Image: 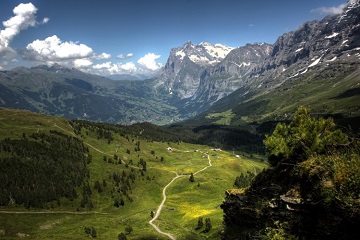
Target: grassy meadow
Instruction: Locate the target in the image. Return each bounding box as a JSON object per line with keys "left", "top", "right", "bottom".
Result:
{"left": 0, "top": 108, "right": 267, "bottom": 239}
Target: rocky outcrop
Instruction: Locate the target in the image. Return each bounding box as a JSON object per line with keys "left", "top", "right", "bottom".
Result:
{"left": 221, "top": 167, "right": 360, "bottom": 240}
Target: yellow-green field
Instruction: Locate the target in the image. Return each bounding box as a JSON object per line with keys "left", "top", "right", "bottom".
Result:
{"left": 0, "top": 108, "right": 267, "bottom": 239}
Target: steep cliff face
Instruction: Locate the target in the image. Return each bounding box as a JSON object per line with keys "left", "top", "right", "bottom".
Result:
{"left": 252, "top": 0, "right": 360, "bottom": 90}
{"left": 152, "top": 41, "right": 234, "bottom": 99}
{"left": 193, "top": 43, "right": 273, "bottom": 105}
{"left": 151, "top": 42, "right": 273, "bottom": 117}
{"left": 200, "top": 0, "right": 360, "bottom": 124}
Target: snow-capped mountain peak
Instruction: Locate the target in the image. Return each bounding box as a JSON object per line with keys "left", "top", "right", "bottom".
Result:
{"left": 174, "top": 41, "right": 234, "bottom": 65}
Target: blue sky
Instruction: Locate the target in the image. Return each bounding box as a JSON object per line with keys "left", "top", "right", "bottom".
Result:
{"left": 0, "top": 0, "right": 349, "bottom": 76}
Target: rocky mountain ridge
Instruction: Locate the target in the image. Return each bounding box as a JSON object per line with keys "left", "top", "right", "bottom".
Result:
{"left": 151, "top": 42, "right": 273, "bottom": 116}
{"left": 196, "top": 0, "right": 360, "bottom": 124}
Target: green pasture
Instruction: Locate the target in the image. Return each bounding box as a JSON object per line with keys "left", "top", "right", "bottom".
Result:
{"left": 0, "top": 108, "right": 267, "bottom": 239}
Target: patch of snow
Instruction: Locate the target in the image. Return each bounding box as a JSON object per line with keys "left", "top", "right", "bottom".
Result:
{"left": 295, "top": 48, "right": 303, "bottom": 53}
{"left": 327, "top": 56, "right": 337, "bottom": 62}
{"left": 300, "top": 68, "right": 308, "bottom": 74}
{"left": 325, "top": 32, "right": 339, "bottom": 39}
{"left": 257, "top": 83, "right": 262, "bottom": 88}
{"left": 200, "top": 42, "right": 233, "bottom": 60}
{"left": 189, "top": 54, "right": 209, "bottom": 63}
{"left": 230, "top": 61, "right": 251, "bottom": 68}
{"left": 283, "top": 67, "right": 286, "bottom": 72}
{"left": 176, "top": 50, "right": 186, "bottom": 60}
{"left": 342, "top": 39, "right": 348, "bottom": 45}
{"left": 289, "top": 72, "right": 299, "bottom": 79}
{"left": 308, "top": 56, "right": 322, "bottom": 68}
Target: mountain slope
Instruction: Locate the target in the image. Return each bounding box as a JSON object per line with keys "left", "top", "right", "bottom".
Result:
{"left": 191, "top": 0, "right": 360, "bottom": 125}
{"left": 0, "top": 65, "right": 178, "bottom": 124}
{"left": 151, "top": 42, "right": 272, "bottom": 117}
{"left": 151, "top": 41, "right": 234, "bottom": 100}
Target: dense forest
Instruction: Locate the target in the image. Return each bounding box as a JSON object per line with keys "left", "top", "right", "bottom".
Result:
{"left": 0, "top": 131, "right": 89, "bottom": 208}
{"left": 70, "top": 119, "right": 266, "bottom": 155}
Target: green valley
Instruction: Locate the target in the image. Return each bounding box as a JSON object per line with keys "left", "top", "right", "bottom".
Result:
{"left": 0, "top": 108, "right": 267, "bottom": 239}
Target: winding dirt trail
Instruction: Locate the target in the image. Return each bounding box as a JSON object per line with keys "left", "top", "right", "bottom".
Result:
{"left": 149, "top": 152, "right": 212, "bottom": 240}
{"left": 194, "top": 155, "right": 212, "bottom": 175}
{"left": 149, "top": 172, "right": 184, "bottom": 240}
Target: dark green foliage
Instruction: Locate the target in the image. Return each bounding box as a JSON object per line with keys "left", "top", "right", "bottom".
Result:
{"left": 0, "top": 131, "right": 88, "bottom": 208}
{"left": 84, "top": 226, "right": 97, "bottom": 238}
{"left": 234, "top": 171, "right": 255, "bottom": 188}
{"left": 150, "top": 210, "right": 155, "bottom": 218}
{"left": 170, "top": 124, "right": 265, "bottom": 154}
{"left": 264, "top": 106, "right": 349, "bottom": 167}
{"left": 134, "top": 140, "right": 141, "bottom": 152}
{"left": 204, "top": 218, "right": 212, "bottom": 233}
{"left": 189, "top": 173, "right": 194, "bottom": 182}
{"left": 94, "top": 180, "right": 103, "bottom": 193}
{"left": 118, "top": 232, "right": 127, "bottom": 240}
{"left": 124, "top": 225, "right": 133, "bottom": 234}
{"left": 80, "top": 182, "right": 93, "bottom": 210}
{"left": 222, "top": 107, "right": 360, "bottom": 240}
{"left": 195, "top": 217, "right": 203, "bottom": 230}
{"left": 138, "top": 158, "right": 147, "bottom": 172}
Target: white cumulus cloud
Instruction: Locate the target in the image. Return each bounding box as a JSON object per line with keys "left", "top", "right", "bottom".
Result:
{"left": 0, "top": 3, "right": 43, "bottom": 58}
{"left": 137, "top": 53, "right": 162, "bottom": 71}
{"left": 74, "top": 59, "right": 93, "bottom": 68}
{"left": 23, "top": 35, "right": 93, "bottom": 62}
{"left": 1, "top": 3, "right": 37, "bottom": 47}
{"left": 95, "top": 52, "right": 111, "bottom": 60}
{"left": 92, "top": 61, "right": 137, "bottom": 75}
{"left": 117, "top": 53, "right": 134, "bottom": 59}
{"left": 311, "top": 3, "right": 348, "bottom": 15}
{"left": 120, "top": 62, "right": 137, "bottom": 72}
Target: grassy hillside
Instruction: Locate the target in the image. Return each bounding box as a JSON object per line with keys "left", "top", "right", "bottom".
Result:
{"left": 0, "top": 108, "right": 267, "bottom": 239}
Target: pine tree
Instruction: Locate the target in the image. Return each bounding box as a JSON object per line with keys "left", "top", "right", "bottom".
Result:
{"left": 118, "top": 232, "right": 127, "bottom": 240}
{"left": 125, "top": 225, "right": 133, "bottom": 234}
{"left": 204, "top": 218, "right": 212, "bottom": 232}
{"left": 189, "top": 173, "right": 195, "bottom": 182}
{"left": 195, "top": 217, "right": 203, "bottom": 230}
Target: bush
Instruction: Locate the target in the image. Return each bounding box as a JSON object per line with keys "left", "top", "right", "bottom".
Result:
{"left": 264, "top": 106, "right": 348, "bottom": 167}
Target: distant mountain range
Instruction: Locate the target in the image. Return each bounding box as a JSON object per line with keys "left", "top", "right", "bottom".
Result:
{"left": 1, "top": 0, "right": 359, "bottom": 125}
